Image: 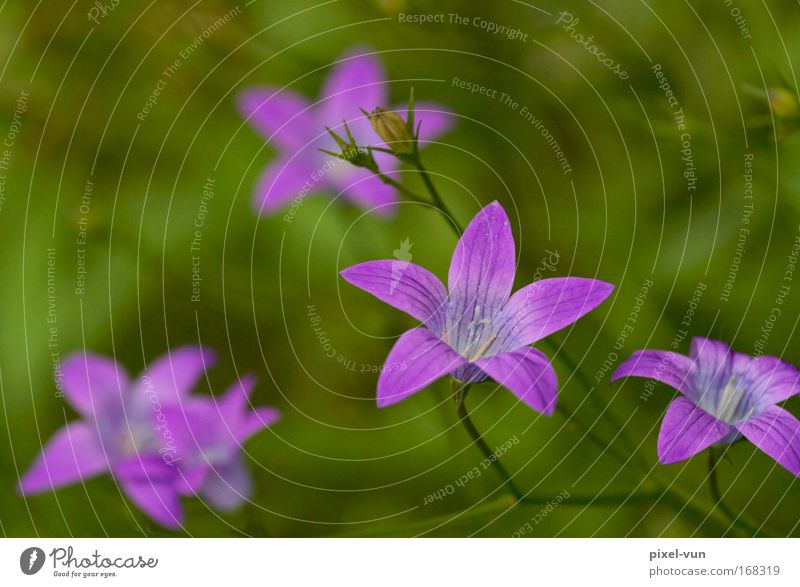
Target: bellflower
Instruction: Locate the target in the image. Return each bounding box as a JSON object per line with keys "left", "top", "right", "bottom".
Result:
{"left": 162, "top": 375, "right": 280, "bottom": 512}
{"left": 19, "top": 347, "right": 279, "bottom": 528}
{"left": 237, "top": 45, "right": 452, "bottom": 215}
{"left": 612, "top": 337, "right": 800, "bottom": 476}
{"left": 340, "top": 201, "right": 614, "bottom": 413}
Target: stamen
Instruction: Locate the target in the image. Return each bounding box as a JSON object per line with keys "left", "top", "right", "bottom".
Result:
{"left": 469, "top": 334, "right": 497, "bottom": 361}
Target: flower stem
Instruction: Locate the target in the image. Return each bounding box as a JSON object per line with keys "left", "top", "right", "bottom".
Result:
{"left": 371, "top": 171, "right": 427, "bottom": 204}
{"left": 337, "top": 490, "right": 669, "bottom": 537}
{"left": 707, "top": 447, "right": 763, "bottom": 536}
{"left": 452, "top": 380, "right": 525, "bottom": 502}
{"left": 541, "top": 338, "right": 648, "bottom": 470}
{"left": 412, "top": 157, "right": 462, "bottom": 237}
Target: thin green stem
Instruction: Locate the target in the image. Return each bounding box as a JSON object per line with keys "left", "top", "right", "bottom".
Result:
{"left": 339, "top": 495, "right": 517, "bottom": 537}
{"left": 553, "top": 404, "right": 631, "bottom": 465}
{"left": 371, "top": 171, "right": 427, "bottom": 204}
{"left": 412, "top": 157, "right": 462, "bottom": 237}
{"left": 453, "top": 381, "right": 525, "bottom": 502}
{"left": 541, "top": 338, "right": 648, "bottom": 470}
{"left": 337, "top": 490, "right": 667, "bottom": 537}
{"left": 707, "top": 447, "right": 764, "bottom": 537}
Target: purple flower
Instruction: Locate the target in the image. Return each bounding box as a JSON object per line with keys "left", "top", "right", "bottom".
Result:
{"left": 340, "top": 201, "right": 614, "bottom": 413}
{"left": 161, "top": 375, "right": 280, "bottom": 512}
{"left": 612, "top": 337, "right": 800, "bottom": 476}
{"left": 238, "top": 45, "right": 453, "bottom": 215}
{"left": 19, "top": 347, "right": 279, "bottom": 528}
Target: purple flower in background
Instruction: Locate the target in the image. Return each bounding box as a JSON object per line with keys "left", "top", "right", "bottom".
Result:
{"left": 162, "top": 375, "right": 280, "bottom": 512}
{"left": 341, "top": 201, "right": 614, "bottom": 413}
{"left": 19, "top": 347, "right": 279, "bottom": 528}
{"left": 612, "top": 337, "right": 800, "bottom": 476}
{"left": 237, "top": 45, "right": 453, "bottom": 215}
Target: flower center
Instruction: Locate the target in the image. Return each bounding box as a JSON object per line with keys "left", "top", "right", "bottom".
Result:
{"left": 463, "top": 305, "right": 497, "bottom": 361}
{"left": 695, "top": 375, "right": 757, "bottom": 425}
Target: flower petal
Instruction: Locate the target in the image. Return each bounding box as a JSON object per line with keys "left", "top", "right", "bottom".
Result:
{"left": 498, "top": 277, "right": 614, "bottom": 348}
{"left": 340, "top": 260, "right": 448, "bottom": 333}
{"left": 657, "top": 397, "right": 731, "bottom": 464}
{"left": 237, "top": 86, "right": 316, "bottom": 150}
{"left": 734, "top": 354, "right": 800, "bottom": 407}
{"left": 448, "top": 202, "right": 516, "bottom": 344}
{"left": 737, "top": 406, "right": 800, "bottom": 477}
{"left": 474, "top": 347, "right": 558, "bottom": 415}
{"left": 238, "top": 407, "right": 281, "bottom": 444}
{"left": 219, "top": 375, "right": 258, "bottom": 424}
{"left": 19, "top": 423, "right": 109, "bottom": 493}
{"left": 61, "top": 353, "right": 129, "bottom": 418}
{"left": 114, "top": 456, "right": 183, "bottom": 529}
{"left": 133, "top": 346, "right": 217, "bottom": 406}
{"left": 377, "top": 328, "right": 466, "bottom": 407}
{"left": 611, "top": 350, "right": 693, "bottom": 395}
{"left": 251, "top": 156, "right": 319, "bottom": 215}
{"left": 218, "top": 376, "right": 279, "bottom": 443}
{"left": 320, "top": 46, "right": 387, "bottom": 132}
{"left": 201, "top": 456, "right": 253, "bottom": 512}
{"left": 689, "top": 337, "right": 733, "bottom": 397}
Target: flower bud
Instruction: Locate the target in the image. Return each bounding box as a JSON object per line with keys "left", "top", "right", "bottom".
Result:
{"left": 767, "top": 88, "right": 798, "bottom": 119}
{"left": 367, "top": 107, "right": 414, "bottom": 153}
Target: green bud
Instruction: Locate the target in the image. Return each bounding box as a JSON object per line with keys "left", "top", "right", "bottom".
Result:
{"left": 767, "top": 88, "right": 798, "bottom": 119}
{"left": 366, "top": 107, "right": 414, "bottom": 153}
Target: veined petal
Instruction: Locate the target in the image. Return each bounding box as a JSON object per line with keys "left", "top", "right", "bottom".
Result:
{"left": 320, "top": 46, "right": 387, "bottom": 132}
{"left": 114, "top": 456, "right": 183, "bottom": 529}
{"left": 734, "top": 354, "right": 800, "bottom": 408}
{"left": 611, "top": 350, "right": 693, "bottom": 395}
{"left": 340, "top": 260, "right": 448, "bottom": 333}
{"left": 447, "top": 202, "right": 516, "bottom": 350}
{"left": 498, "top": 277, "right": 614, "bottom": 348}
{"left": 377, "top": 328, "right": 466, "bottom": 407}
{"left": 474, "top": 347, "right": 558, "bottom": 415}
{"left": 657, "top": 397, "right": 731, "bottom": 464}
{"left": 689, "top": 337, "right": 733, "bottom": 401}
{"left": 61, "top": 353, "right": 129, "bottom": 418}
{"left": 252, "top": 156, "right": 319, "bottom": 215}
{"left": 237, "top": 86, "right": 316, "bottom": 150}
{"left": 132, "top": 346, "right": 216, "bottom": 407}
{"left": 737, "top": 406, "right": 800, "bottom": 477}
{"left": 19, "top": 422, "right": 110, "bottom": 494}
{"left": 201, "top": 456, "right": 253, "bottom": 512}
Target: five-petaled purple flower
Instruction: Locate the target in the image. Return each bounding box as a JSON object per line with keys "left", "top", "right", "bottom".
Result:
{"left": 19, "top": 347, "right": 279, "bottom": 529}
{"left": 612, "top": 337, "right": 800, "bottom": 476}
{"left": 341, "top": 201, "right": 614, "bottom": 413}
{"left": 237, "top": 45, "right": 452, "bottom": 215}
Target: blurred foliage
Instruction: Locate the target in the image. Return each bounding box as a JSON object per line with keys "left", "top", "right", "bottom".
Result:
{"left": 1, "top": 0, "right": 800, "bottom": 536}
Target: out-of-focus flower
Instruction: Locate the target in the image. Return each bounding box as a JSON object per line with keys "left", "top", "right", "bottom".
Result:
{"left": 237, "top": 45, "right": 453, "bottom": 216}
{"left": 162, "top": 375, "right": 280, "bottom": 512}
{"left": 612, "top": 337, "right": 800, "bottom": 476}
{"left": 19, "top": 347, "right": 279, "bottom": 528}
{"left": 366, "top": 107, "right": 414, "bottom": 153}
{"left": 340, "top": 201, "right": 614, "bottom": 413}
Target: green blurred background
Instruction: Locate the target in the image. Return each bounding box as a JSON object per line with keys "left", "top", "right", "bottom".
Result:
{"left": 1, "top": 0, "right": 800, "bottom": 537}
